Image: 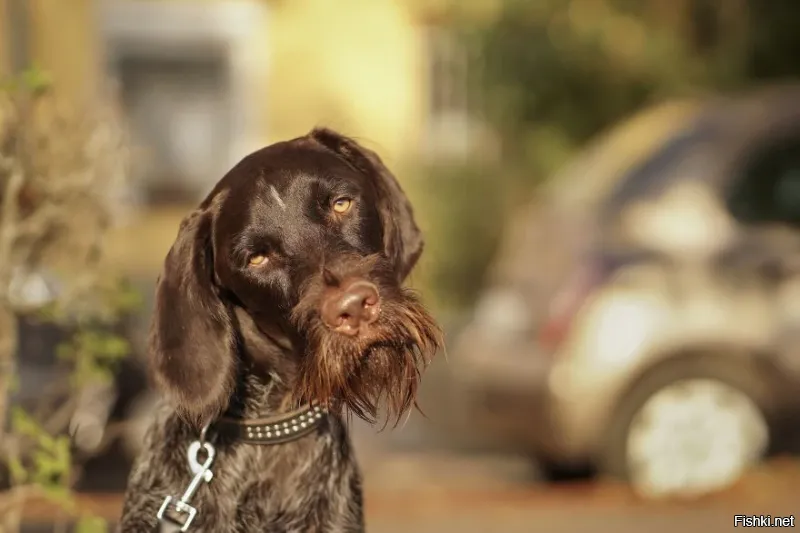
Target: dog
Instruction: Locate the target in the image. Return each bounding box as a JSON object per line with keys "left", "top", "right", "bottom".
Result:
{"left": 118, "top": 128, "right": 442, "bottom": 532}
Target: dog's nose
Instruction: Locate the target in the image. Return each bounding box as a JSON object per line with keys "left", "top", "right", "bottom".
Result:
{"left": 321, "top": 281, "right": 380, "bottom": 335}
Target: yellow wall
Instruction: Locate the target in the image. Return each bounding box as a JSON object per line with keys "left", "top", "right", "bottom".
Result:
{"left": 0, "top": 0, "right": 8, "bottom": 75}
{"left": 267, "top": 0, "right": 425, "bottom": 163}
{"left": 28, "top": 0, "right": 100, "bottom": 103}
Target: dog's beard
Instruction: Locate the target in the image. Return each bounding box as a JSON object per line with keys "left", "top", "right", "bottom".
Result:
{"left": 291, "top": 290, "right": 441, "bottom": 425}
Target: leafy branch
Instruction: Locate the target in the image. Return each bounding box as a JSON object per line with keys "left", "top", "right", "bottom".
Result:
{"left": 0, "top": 67, "right": 136, "bottom": 533}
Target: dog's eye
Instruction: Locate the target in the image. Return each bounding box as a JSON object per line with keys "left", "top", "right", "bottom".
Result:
{"left": 248, "top": 254, "right": 268, "bottom": 267}
{"left": 332, "top": 197, "right": 353, "bottom": 214}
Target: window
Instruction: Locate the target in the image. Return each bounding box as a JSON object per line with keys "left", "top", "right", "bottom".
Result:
{"left": 599, "top": 116, "right": 721, "bottom": 222}
{"left": 428, "top": 27, "right": 468, "bottom": 121}
{"left": 423, "top": 26, "right": 472, "bottom": 159}
{"left": 726, "top": 136, "right": 800, "bottom": 226}
{"left": 117, "top": 54, "right": 231, "bottom": 205}
{"left": 102, "top": 0, "right": 269, "bottom": 206}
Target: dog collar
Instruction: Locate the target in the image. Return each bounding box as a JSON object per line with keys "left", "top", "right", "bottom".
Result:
{"left": 212, "top": 404, "right": 328, "bottom": 445}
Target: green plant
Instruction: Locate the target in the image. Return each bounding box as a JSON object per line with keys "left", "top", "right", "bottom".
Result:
{"left": 0, "top": 67, "right": 136, "bottom": 533}
{"left": 406, "top": 162, "right": 509, "bottom": 313}
{"left": 461, "top": 0, "right": 750, "bottom": 175}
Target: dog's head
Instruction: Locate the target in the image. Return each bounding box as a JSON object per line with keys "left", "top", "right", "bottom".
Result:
{"left": 148, "top": 128, "right": 441, "bottom": 427}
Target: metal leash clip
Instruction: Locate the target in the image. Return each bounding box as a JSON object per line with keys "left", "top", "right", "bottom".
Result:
{"left": 156, "top": 424, "right": 216, "bottom": 532}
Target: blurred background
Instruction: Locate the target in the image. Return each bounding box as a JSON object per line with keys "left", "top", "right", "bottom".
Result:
{"left": 2, "top": 0, "right": 800, "bottom": 531}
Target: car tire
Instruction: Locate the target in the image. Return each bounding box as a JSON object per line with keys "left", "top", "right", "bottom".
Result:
{"left": 534, "top": 458, "right": 594, "bottom": 482}
{"left": 600, "top": 353, "right": 773, "bottom": 499}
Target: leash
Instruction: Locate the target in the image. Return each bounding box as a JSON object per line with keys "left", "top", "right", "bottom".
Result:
{"left": 154, "top": 404, "right": 327, "bottom": 531}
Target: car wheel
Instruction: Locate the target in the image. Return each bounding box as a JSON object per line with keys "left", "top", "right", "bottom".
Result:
{"left": 601, "top": 357, "right": 771, "bottom": 499}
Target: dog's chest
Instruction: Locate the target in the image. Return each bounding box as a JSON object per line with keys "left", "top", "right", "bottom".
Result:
{"left": 152, "top": 428, "right": 354, "bottom": 531}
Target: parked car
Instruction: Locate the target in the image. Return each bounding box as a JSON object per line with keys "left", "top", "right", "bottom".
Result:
{"left": 452, "top": 85, "right": 800, "bottom": 499}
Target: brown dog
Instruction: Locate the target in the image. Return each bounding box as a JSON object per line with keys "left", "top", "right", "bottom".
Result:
{"left": 118, "top": 128, "right": 441, "bottom": 532}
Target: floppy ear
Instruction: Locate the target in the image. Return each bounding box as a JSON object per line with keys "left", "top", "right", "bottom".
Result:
{"left": 310, "top": 128, "right": 424, "bottom": 281}
{"left": 148, "top": 207, "right": 237, "bottom": 427}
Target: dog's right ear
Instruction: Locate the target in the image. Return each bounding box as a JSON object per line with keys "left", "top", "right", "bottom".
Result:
{"left": 148, "top": 207, "right": 237, "bottom": 427}
{"left": 309, "top": 128, "right": 423, "bottom": 282}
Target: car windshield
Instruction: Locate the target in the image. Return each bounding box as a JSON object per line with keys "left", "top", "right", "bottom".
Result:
{"left": 544, "top": 100, "right": 704, "bottom": 213}
{"left": 485, "top": 101, "right": 706, "bottom": 311}
{"left": 597, "top": 115, "right": 724, "bottom": 224}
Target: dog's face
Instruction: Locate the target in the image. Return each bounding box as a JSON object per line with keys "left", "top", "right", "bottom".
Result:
{"left": 148, "top": 129, "right": 441, "bottom": 426}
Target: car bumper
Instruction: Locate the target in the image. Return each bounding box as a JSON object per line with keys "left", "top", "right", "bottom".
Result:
{"left": 452, "top": 328, "right": 586, "bottom": 464}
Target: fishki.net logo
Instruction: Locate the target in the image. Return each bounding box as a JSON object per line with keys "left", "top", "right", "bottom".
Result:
{"left": 734, "top": 515, "right": 796, "bottom": 528}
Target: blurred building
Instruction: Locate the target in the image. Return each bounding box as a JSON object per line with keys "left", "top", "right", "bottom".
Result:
{"left": 2, "top": 0, "right": 477, "bottom": 276}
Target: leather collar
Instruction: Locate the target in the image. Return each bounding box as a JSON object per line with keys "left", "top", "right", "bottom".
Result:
{"left": 212, "top": 404, "right": 328, "bottom": 445}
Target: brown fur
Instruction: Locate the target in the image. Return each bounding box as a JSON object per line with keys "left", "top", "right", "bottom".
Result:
{"left": 119, "top": 128, "right": 441, "bottom": 532}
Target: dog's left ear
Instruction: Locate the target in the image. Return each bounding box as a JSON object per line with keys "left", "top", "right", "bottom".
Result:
{"left": 310, "top": 128, "right": 423, "bottom": 281}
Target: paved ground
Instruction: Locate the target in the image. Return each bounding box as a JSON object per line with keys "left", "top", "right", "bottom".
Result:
{"left": 16, "top": 366, "right": 800, "bottom": 533}
{"left": 17, "top": 447, "right": 800, "bottom": 533}
{"left": 361, "top": 455, "right": 798, "bottom": 533}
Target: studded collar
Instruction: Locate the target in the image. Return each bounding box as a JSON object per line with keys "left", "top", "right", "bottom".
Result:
{"left": 212, "top": 404, "right": 328, "bottom": 445}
